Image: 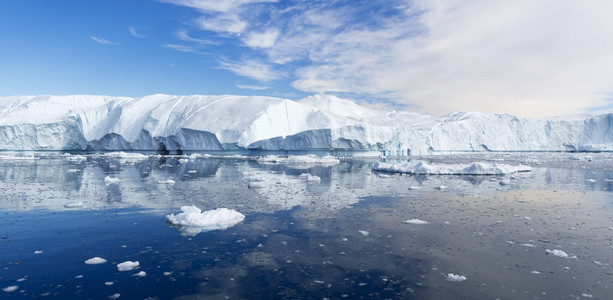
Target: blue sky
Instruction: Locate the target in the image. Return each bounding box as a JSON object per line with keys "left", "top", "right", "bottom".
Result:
{"left": 1, "top": 0, "right": 612, "bottom": 117}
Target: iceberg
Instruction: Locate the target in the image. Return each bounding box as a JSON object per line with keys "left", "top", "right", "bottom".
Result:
{"left": 0, "top": 94, "right": 612, "bottom": 155}
{"left": 166, "top": 206, "right": 245, "bottom": 236}
{"left": 372, "top": 161, "right": 531, "bottom": 175}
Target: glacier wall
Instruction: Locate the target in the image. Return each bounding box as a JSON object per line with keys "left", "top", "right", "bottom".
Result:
{"left": 0, "top": 94, "right": 612, "bottom": 155}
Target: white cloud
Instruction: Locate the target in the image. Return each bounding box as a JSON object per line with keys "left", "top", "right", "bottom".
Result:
{"left": 176, "top": 29, "right": 217, "bottom": 44}
{"left": 90, "top": 36, "right": 118, "bottom": 45}
{"left": 163, "top": 43, "right": 201, "bottom": 53}
{"left": 129, "top": 27, "right": 146, "bottom": 38}
{"left": 219, "top": 59, "right": 280, "bottom": 81}
{"left": 243, "top": 28, "right": 279, "bottom": 49}
{"left": 161, "top": 0, "right": 613, "bottom": 117}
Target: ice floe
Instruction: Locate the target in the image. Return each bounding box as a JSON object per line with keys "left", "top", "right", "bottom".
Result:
{"left": 108, "top": 293, "right": 120, "bottom": 299}
{"left": 166, "top": 206, "right": 245, "bottom": 235}
{"left": 85, "top": 257, "right": 107, "bottom": 265}
{"left": 157, "top": 179, "right": 176, "bottom": 185}
{"left": 117, "top": 261, "right": 140, "bottom": 271}
{"left": 445, "top": 273, "right": 467, "bottom": 282}
{"left": 358, "top": 230, "right": 369, "bottom": 236}
{"left": 373, "top": 161, "right": 531, "bottom": 175}
{"left": 545, "top": 249, "right": 569, "bottom": 258}
{"left": 2, "top": 285, "right": 18, "bottom": 292}
{"left": 64, "top": 202, "right": 84, "bottom": 208}
{"left": 104, "top": 176, "right": 120, "bottom": 185}
{"left": 401, "top": 219, "right": 429, "bottom": 225}
{"left": 133, "top": 271, "right": 147, "bottom": 277}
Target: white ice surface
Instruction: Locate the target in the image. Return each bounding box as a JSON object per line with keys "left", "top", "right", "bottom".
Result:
{"left": 2, "top": 286, "right": 18, "bottom": 292}
{"left": 373, "top": 161, "right": 531, "bottom": 175}
{"left": 1, "top": 94, "right": 613, "bottom": 154}
{"left": 402, "top": 219, "right": 429, "bottom": 225}
{"left": 85, "top": 257, "right": 107, "bottom": 265}
{"left": 445, "top": 273, "right": 467, "bottom": 282}
{"left": 545, "top": 249, "right": 569, "bottom": 258}
{"left": 117, "top": 261, "right": 140, "bottom": 271}
{"left": 166, "top": 206, "right": 245, "bottom": 233}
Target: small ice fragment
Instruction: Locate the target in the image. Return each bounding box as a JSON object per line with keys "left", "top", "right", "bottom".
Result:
{"left": 402, "top": 219, "right": 429, "bottom": 225}
{"left": 163, "top": 272, "right": 173, "bottom": 276}
{"left": 585, "top": 179, "right": 597, "bottom": 183}
{"left": 75, "top": 275, "right": 84, "bottom": 278}
{"left": 545, "top": 249, "right": 569, "bottom": 258}
{"left": 434, "top": 185, "right": 447, "bottom": 190}
{"left": 531, "top": 271, "right": 541, "bottom": 274}
{"left": 358, "top": 283, "right": 367, "bottom": 286}
{"left": 17, "top": 278, "right": 26, "bottom": 282}
{"left": 34, "top": 250, "right": 43, "bottom": 254}
{"left": 499, "top": 180, "right": 511, "bottom": 185}
{"left": 523, "top": 216, "right": 532, "bottom": 220}
{"left": 178, "top": 159, "right": 189, "bottom": 164}
{"left": 187, "top": 170, "right": 197, "bottom": 174}
{"left": 445, "top": 273, "right": 467, "bottom": 282}
{"left": 521, "top": 244, "right": 536, "bottom": 247}
{"left": 64, "top": 202, "right": 84, "bottom": 208}
{"left": 3, "top": 286, "right": 18, "bottom": 292}
{"left": 582, "top": 293, "right": 593, "bottom": 298}
{"left": 166, "top": 206, "right": 245, "bottom": 233}
{"left": 157, "top": 179, "right": 175, "bottom": 185}
{"left": 117, "top": 261, "right": 139, "bottom": 271}
{"left": 408, "top": 186, "right": 422, "bottom": 190}
{"left": 593, "top": 261, "right": 605, "bottom": 267}
{"left": 133, "top": 271, "right": 147, "bottom": 277}
{"left": 85, "top": 257, "right": 107, "bottom": 265}
{"left": 105, "top": 282, "right": 114, "bottom": 286}
{"left": 358, "top": 230, "right": 369, "bottom": 236}
{"left": 314, "top": 280, "right": 324, "bottom": 284}
{"left": 104, "top": 176, "right": 120, "bottom": 185}
{"left": 108, "top": 293, "right": 120, "bottom": 299}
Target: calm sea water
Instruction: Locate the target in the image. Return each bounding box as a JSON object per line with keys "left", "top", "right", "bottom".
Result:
{"left": 1, "top": 152, "right": 612, "bottom": 299}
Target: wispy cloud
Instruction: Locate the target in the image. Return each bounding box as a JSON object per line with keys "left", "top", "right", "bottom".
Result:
{"left": 163, "top": 43, "right": 201, "bottom": 54}
{"left": 220, "top": 59, "right": 280, "bottom": 82}
{"left": 90, "top": 36, "right": 118, "bottom": 45}
{"left": 129, "top": 27, "right": 146, "bottom": 38}
{"left": 176, "top": 29, "right": 218, "bottom": 44}
{"left": 160, "top": 0, "right": 613, "bottom": 117}
{"left": 235, "top": 83, "right": 269, "bottom": 90}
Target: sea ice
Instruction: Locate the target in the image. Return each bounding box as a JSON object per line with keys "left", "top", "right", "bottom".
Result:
{"left": 2, "top": 286, "right": 18, "bottom": 292}
{"left": 133, "top": 271, "right": 147, "bottom": 277}
{"left": 166, "top": 206, "right": 245, "bottom": 233}
{"left": 358, "top": 230, "right": 369, "bottom": 236}
{"left": 104, "top": 176, "right": 120, "bottom": 185}
{"left": 34, "top": 250, "right": 43, "bottom": 254}
{"left": 157, "top": 179, "right": 175, "bottom": 185}
{"left": 299, "top": 173, "right": 321, "bottom": 182}
{"left": 445, "top": 273, "right": 467, "bottom": 282}
{"left": 402, "top": 219, "right": 429, "bottom": 225}
{"left": 117, "top": 261, "right": 140, "bottom": 271}
{"left": 85, "top": 257, "right": 107, "bottom": 265}
{"left": 545, "top": 249, "right": 569, "bottom": 258}
{"left": 108, "top": 293, "right": 120, "bottom": 299}
{"left": 373, "top": 161, "right": 531, "bottom": 175}
{"left": 64, "top": 202, "right": 84, "bottom": 208}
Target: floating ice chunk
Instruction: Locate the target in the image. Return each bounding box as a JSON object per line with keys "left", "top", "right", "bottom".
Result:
{"left": 545, "top": 249, "right": 569, "bottom": 258}
{"left": 157, "top": 179, "right": 175, "bottom": 185}
{"left": 531, "top": 271, "right": 541, "bottom": 274}
{"left": 85, "top": 257, "right": 107, "bottom": 265}
{"left": 117, "top": 261, "right": 140, "bottom": 271}
{"left": 163, "top": 271, "right": 173, "bottom": 276}
{"left": 445, "top": 273, "right": 467, "bottom": 282}
{"left": 178, "top": 158, "right": 189, "bottom": 164}
{"left": 166, "top": 206, "right": 245, "bottom": 235}
{"left": 65, "top": 154, "right": 87, "bottom": 162}
{"left": 434, "top": 185, "right": 447, "bottom": 190}
{"left": 358, "top": 230, "right": 369, "bottom": 236}
{"left": 67, "top": 168, "right": 81, "bottom": 173}
{"left": 373, "top": 161, "right": 531, "bottom": 175}
{"left": 133, "top": 271, "right": 147, "bottom": 277}
{"left": 2, "top": 286, "right": 18, "bottom": 292}
{"left": 257, "top": 155, "right": 339, "bottom": 166}
{"left": 104, "top": 176, "right": 120, "bottom": 185}
{"left": 585, "top": 179, "right": 597, "bottom": 183}
{"left": 402, "top": 219, "right": 429, "bottom": 225}
{"left": 187, "top": 170, "right": 197, "bottom": 174}
{"left": 408, "top": 186, "right": 423, "bottom": 190}
{"left": 499, "top": 180, "right": 511, "bottom": 186}
{"left": 521, "top": 243, "right": 536, "bottom": 247}
{"left": 299, "top": 173, "right": 321, "bottom": 182}
{"left": 104, "top": 152, "right": 147, "bottom": 160}
{"left": 34, "top": 250, "right": 43, "bottom": 254}
{"left": 105, "top": 282, "right": 114, "bottom": 286}
{"left": 582, "top": 293, "right": 593, "bottom": 298}
{"left": 108, "top": 293, "right": 120, "bottom": 299}
{"left": 64, "top": 202, "right": 84, "bottom": 208}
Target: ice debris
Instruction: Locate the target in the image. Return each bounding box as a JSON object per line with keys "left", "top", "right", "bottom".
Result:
{"left": 117, "top": 261, "right": 140, "bottom": 271}
{"left": 402, "top": 219, "right": 429, "bottom": 225}
{"left": 2, "top": 286, "right": 18, "bottom": 292}
{"left": 545, "top": 249, "right": 569, "bottom": 258}
{"left": 85, "top": 257, "right": 107, "bottom": 265}
{"left": 104, "top": 176, "right": 120, "bottom": 185}
{"left": 64, "top": 201, "right": 84, "bottom": 208}
{"left": 445, "top": 273, "right": 467, "bottom": 282}
{"left": 373, "top": 161, "right": 531, "bottom": 175}
{"left": 166, "top": 206, "right": 245, "bottom": 234}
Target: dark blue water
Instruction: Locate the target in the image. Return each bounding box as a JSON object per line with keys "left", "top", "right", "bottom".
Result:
{"left": 1, "top": 152, "right": 613, "bottom": 299}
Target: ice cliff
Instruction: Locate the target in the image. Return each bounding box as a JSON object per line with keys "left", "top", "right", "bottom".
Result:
{"left": 0, "top": 94, "right": 611, "bottom": 155}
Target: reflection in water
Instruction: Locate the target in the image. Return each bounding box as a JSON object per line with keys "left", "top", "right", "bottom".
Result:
{"left": 1, "top": 152, "right": 613, "bottom": 299}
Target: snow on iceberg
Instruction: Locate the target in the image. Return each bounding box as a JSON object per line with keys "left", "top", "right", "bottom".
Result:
{"left": 373, "top": 161, "right": 531, "bottom": 175}
{"left": 1, "top": 94, "right": 613, "bottom": 155}
{"left": 166, "top": 206, "right": 245, "bottom": 236}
